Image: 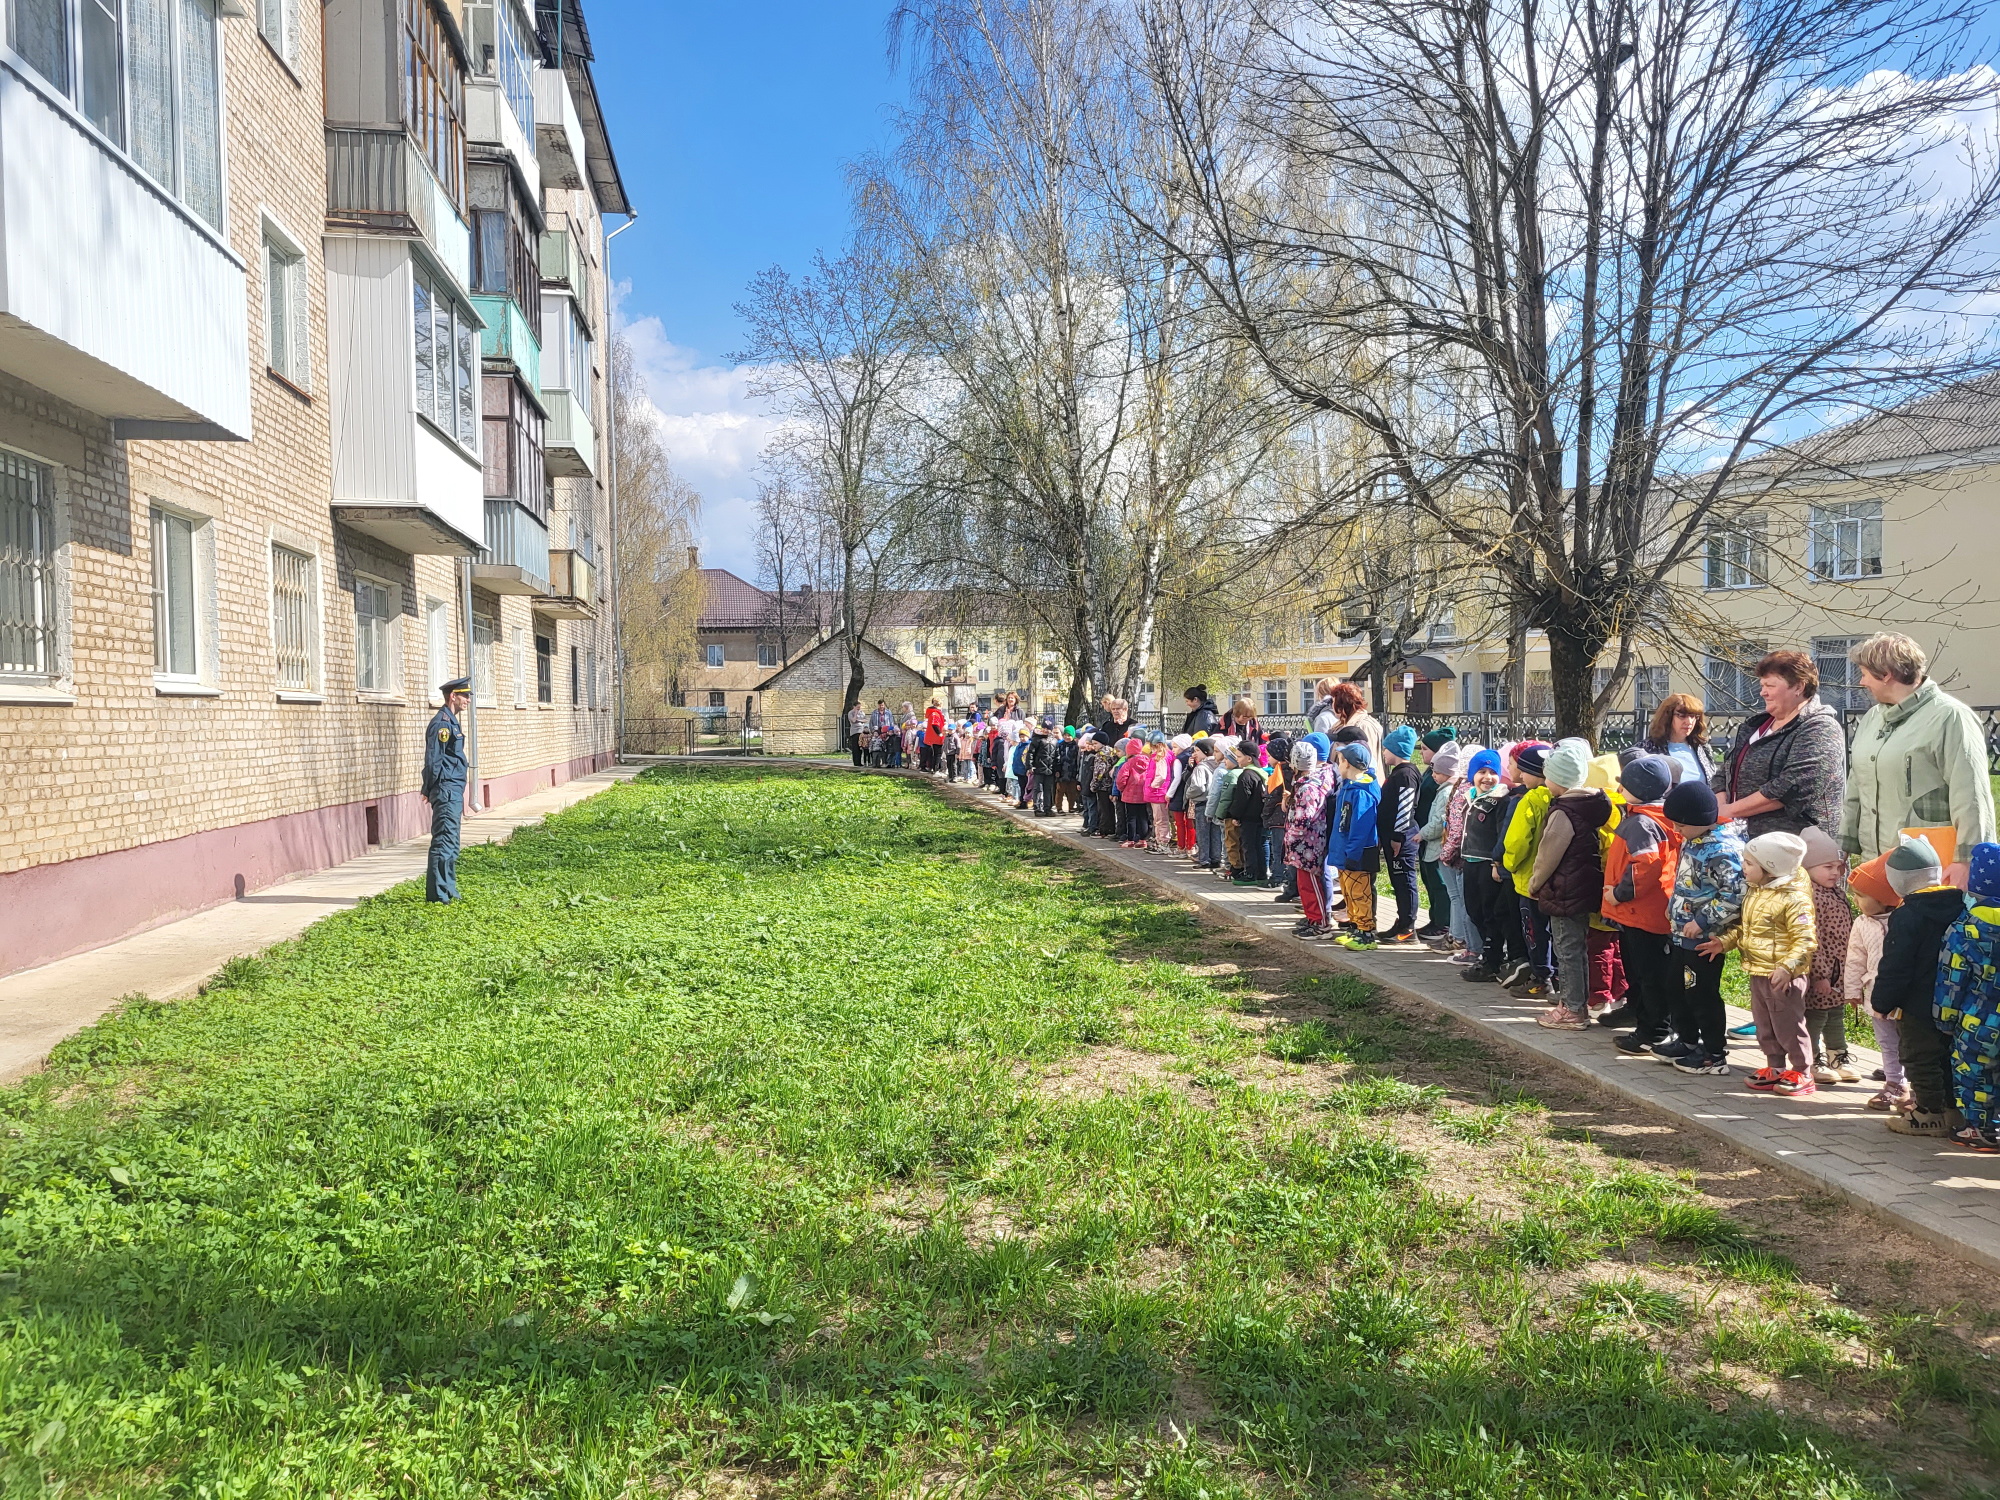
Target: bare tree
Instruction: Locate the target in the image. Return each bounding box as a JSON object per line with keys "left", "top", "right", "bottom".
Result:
{"left": 753, "top": 463, "right": 831, "bottom": 662}
{"left": 736, "top": 247, "right": 928, "bottom": 718}
{"left": 1129, "top": 0, "right": 2000, "bottom": 735}
{"left": 610, "top": 332, "right": 704, "bottom": 713}
{"left": 876, "top": 0, "right": 1277, "bottom": 708}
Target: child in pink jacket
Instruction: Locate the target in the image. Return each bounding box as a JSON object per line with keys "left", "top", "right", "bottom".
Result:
{"left": 1116, "top": 738, "right": 1152, "bottom": 847}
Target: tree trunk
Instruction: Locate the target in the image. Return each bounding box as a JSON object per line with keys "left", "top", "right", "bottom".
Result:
{"left": 1367, "top": 630, "right": 1387, "bottom": 714}
{"left": 1545, "top": 621, "right": 1604, "bottom": 742}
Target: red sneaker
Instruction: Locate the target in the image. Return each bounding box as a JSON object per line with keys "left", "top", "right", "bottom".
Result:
{"left": 1772, "top": 1070, "right": 1816, "bottom": 1097}
{"left": 1743, "top": 1067, "right": 1783, "bottom": 1092}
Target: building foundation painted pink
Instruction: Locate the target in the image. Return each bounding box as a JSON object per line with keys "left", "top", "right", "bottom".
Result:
{"left": 0, "top": 751, "right": 614, "bottom": 978}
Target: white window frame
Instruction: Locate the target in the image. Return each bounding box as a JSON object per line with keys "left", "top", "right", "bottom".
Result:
{"left": 0, "top": 445, "right": 71, "bottom": 700}
{"left": 471, "top": 605, "right": 497, "bottom": 707}
{"left": 354, "top": 573, "right": 402, "bottom": 697}
{"left": 148, "top": 499, "right": 218, "bottom": 695}
{"left": 704, "top": 643, "right": 724, "bottom": 669}
{"left": 1808, "top": 501, "right": 1884, "bottom": 581}
{"left": 412, "top": 257, "right": 479, "bottom": 454}
{"left": 269, "top": 537, "right": 321, "bottom": 699}
{"left": 757, "top": 641, "right": 778, "bottom": 668}
{"left": 1262, "top": 678, "right": 1289, "bottom": 716}
{"left": 256, "top": 0, "right": 298, "bottom": 67}
{"left": 1704, "top": 519, "right": 1766, "bottom": 590}
{"left": 261, "top": 211, "right": 310, "bottom": 391}
{"left": 511, "top": 623, "right": 526, "bottom": 706}
{"left": 424, "top": 595, "right": 450, "bottom": 704}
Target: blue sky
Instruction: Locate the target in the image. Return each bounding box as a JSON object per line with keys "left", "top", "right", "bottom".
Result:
{"left": 590, "top": 0, "right": 908, "bottom": 576}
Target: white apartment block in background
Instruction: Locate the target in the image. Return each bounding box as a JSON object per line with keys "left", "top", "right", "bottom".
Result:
{"left": 1, "top": 0, "right": 632, "bottom": 976}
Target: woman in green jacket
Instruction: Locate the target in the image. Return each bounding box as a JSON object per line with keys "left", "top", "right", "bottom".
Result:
{"left": 1839, "top": 633, "right": 1996, "bottom": 887}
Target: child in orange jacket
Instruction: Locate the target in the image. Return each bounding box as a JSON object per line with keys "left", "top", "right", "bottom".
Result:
{"left": 1602, "top": 755, "right": 1684, "bottom": 1059}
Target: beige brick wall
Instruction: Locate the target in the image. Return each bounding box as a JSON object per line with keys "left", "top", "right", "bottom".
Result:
{"left": 0, "top": 14, "right": 616, "bottom": 879}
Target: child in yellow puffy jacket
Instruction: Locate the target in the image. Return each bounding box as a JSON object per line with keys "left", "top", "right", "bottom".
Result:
{"left": 1706, "top": 831, "right": 1818, "bottom": 1096}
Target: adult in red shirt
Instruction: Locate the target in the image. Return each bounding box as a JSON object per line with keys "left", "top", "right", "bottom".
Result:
{"left": 923, "top": 699, "right": 948, "bottom": 774}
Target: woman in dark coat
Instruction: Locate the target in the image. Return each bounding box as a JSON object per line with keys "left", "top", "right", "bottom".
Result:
{"left": 1181, "top": 686, "right": 1221, "bottom": 737}
{"left": 1710, "top": 650, "right": 1847, "bottom": 839}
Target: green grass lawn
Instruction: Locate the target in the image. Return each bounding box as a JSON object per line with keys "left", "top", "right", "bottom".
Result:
{"left": 5, "top": 768, "right": 1999, "bottom": 1497}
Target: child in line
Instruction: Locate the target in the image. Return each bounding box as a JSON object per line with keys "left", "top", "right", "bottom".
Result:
{"left": 1378, "top": 727, "right": 1423, "bottom": 943}
{"left": 1285, "top": 739, "right": 1337, "bottom": 936}
{"left": 1458, "top": 750, "right": 1517, "bottom": 982}
{"left": 1938, "top": 843, "right": 2000, "bottom": 1151}
{"left": 1603, "top": 755, "right": 1683, "bottom": 1057}
{"left": 1418, "top": 743, "right": 1465, "bottom": 949}
{"left": 1436, "top": 744, "right": 1483, "bottom": 963}
{"left": 1208, "top": 738, "right": 1243, "bottom": 876}
{"left": 1328, "top": 744, "right": 1381, "bottom": 949}
{"left": 1709, "top": 832, "right": 1816, "bottom": 1095}
{"left": 1664, "top": 779, "right": 1743, "bottom": 1075}
{"left": 1527, "top": 741, "right": 1612, "bottom": 1030}
{"left": 1501, "top": 743, "right": 1554, "bottom": 999}
{"left": 1261, "top": 734, "right": 1294, "bottom": 891}
{"left": 1188, "top": 740, "right": 1221, "bottom": 868}
{"left": 1877, "top": 835, "right": 1965, "bottom": 1138}
{"left": 1229, "top": 742, "right": 1269, "bottom": 884}
{"left": 1799, "top": 827, "right": 1858, "bottom": 1084}
{"left": 1116, "top": 736, "right": 1153, "bottom": 848}
{"left": 1845, "top": 855, "right": 1903, "bottom": 1111}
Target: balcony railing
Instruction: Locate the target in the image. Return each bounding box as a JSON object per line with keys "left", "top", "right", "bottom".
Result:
{"left": 474, "top": 497, "right": 550, "bottom": 594}
{"left": 542, "top": 547, "right": 595, "bottom": 616}
{"left": 325, "top": 126, "right": 470, "bottom": 281}
{"left": 539, "top": 223, "right": 579, "bottom": 291}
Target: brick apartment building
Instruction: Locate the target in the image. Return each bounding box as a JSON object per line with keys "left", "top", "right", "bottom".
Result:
{"left": 0, "top": 0, "right": 630, "bottom": 976}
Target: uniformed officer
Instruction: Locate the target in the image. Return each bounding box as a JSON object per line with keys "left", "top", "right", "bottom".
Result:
{"left": 422, "top": 677, "right": 471, "bottom": 902}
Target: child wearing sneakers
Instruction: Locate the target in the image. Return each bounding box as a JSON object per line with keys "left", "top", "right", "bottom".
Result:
{"left": 1664, "top": 780, "right": 1744, "bottom": 1076}
{"left": 1844, "top": 855, "right": 1904, "bottom": 1111}
{"left": 1602, "top": 755, "right": 1683, "bottom": 1060}
{"left": 1501, "top": 743, "right": 1555, "bottom": 999}
{"left": 1711, "top": 832, "right": 1817, "bottom": 1096}
{"left": 1528, "top": 741, "right": 1612, "bottom": 1030}
{"left": 1327, "top": 744, "right": 1382, "bottom": 949}
{"left": 1938, "top": 844, "right": 2000, "bottom": 1152}
{"left": 1799, "top": 827, "right": 1858, "bottom": 1085}
{"left": 1877, "top": 835, "right": 1966, "bottom": 1138}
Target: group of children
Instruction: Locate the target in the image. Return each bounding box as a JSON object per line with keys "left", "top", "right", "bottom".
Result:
{"left": 947, "top": 711, "right": 2000, "bottom": 1149}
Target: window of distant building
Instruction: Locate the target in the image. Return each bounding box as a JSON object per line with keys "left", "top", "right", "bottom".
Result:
{"left": 1809, "top": 501, "right": 1883, "bottom": 580}
{"left": 704, "top": 643, "right": 724, "bottom": 669}
{"left": 758, "top": 642, "right": 778, "bottom": 667}
{"left": 1704, "top": 519, "right": 1766, "bottom": 590}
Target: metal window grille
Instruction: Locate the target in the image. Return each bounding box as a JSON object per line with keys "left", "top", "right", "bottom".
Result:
{"left": 1813, "top": 636, "right": 1868, "bottom": 711}
{"left": 472, "top": 609, "right": 496, "bottom": 704}
{"left": 0, "top": 450, "right": 56, "bottom": 677}
{"left": 271, "top": 544, "right": 317, "bottom": 691}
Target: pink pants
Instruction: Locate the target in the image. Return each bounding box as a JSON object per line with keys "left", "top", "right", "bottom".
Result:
{"left": 1749, "top": 972, "right": 1811, "bottom": 1072}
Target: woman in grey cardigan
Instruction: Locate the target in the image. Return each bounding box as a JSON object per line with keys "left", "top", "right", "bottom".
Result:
{"left": 1710, "top": 649, "right": 1847, "bottom": 839}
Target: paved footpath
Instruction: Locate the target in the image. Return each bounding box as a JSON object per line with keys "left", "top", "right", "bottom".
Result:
{"left": 929, "top": 778, "right": 2000, "bottom": 1273}
{"left": 0, "top": 767, "right": 640, "bottom": 1085}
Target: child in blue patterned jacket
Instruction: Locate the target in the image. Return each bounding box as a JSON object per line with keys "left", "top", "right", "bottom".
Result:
{"left": 1664, "top": 780, "right": 1745, "bottom": 1075}
{"left": 1938, "top": 843, "right": 2000, "bottom": 1151}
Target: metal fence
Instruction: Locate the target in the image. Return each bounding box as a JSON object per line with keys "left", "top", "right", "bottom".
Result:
{"left": 624, "top": 714, "right": 847, "bottom": 757}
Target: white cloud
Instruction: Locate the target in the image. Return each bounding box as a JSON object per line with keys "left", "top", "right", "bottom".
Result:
{"left": 618, "top": 311, "right": 776, "bottom": 579}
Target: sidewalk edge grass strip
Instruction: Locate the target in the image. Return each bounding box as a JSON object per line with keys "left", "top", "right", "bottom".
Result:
{"left": 0, "top": 765, "right": 1993, "bottom": 1497}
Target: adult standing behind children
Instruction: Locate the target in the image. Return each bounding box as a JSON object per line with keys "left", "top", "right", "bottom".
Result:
{"left": 1710, "top": 649, "right": 1846, "bottom": 839}
{"left": 1839, "top": 632, "right": 1997, "bottom": 887}
{"left": 1325, "top": 683, "right": 1382, "bottom": 768}
{"left": 1181, "top": 687, "right": 1221, "bottom": 736}
{"left": 1641, "top": 694, "right": 1715, "bottom": 787}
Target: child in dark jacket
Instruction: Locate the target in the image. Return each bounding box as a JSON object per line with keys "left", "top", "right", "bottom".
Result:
{"left": 1229, "top": 744, "right": 1268, "bottom": 885}
{"left": 1528, "top": 741, "right": 1612, "bottom": 1029}
{"left": 1377, "top": 726, "right": 1423, "bottom": 942}
{"left": 1876, "top": 834, "right": 1967, "bottom": 1138}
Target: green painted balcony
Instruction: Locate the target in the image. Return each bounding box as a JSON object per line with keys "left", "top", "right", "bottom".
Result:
{"left": 472, "top": 294, "right": 541, "bottom": 390}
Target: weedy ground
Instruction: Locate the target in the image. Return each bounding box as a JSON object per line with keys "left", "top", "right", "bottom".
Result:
{"left": 5, "top": 766, "right": 2000, "bottom": 1499}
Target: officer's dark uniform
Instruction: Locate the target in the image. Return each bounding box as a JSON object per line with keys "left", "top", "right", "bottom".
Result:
{"left": 422, "top": 678, "right": 470, "bottom": 902}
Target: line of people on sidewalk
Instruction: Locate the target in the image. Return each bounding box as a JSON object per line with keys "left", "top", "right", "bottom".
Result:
{"left": 952, "top": 636, "right": 2000, "bottom": 1150}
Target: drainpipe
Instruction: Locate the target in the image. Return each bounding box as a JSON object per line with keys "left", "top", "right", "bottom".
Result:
{"left": 460, "top": 554, "right": 480, "bottom": 810}
{"left": 604, "top": 209, "right": 637, "bottom": 761}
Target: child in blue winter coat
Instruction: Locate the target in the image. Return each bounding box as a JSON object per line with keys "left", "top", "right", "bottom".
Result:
{"left": 1938, "top": 843, "right": 2000, "bottom": 1151}
{"left": 1326, "top": 743, "right": 1382, "bottom": 950}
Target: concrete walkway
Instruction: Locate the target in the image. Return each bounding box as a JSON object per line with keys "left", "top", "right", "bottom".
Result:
{"left": 0, "top": 767, "right": 640, "bottom": 1085}
{"left": 921, "top": 779, "right": 2000, "bottom": 1273}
